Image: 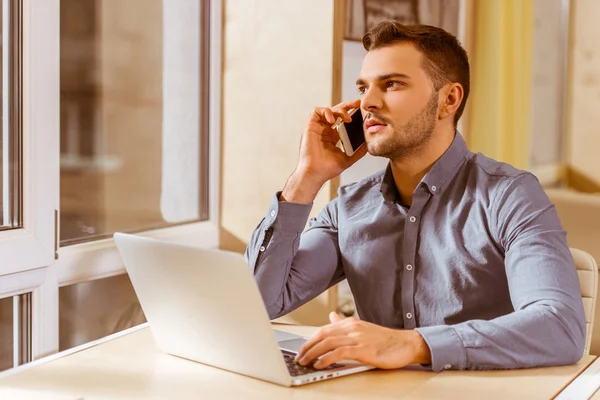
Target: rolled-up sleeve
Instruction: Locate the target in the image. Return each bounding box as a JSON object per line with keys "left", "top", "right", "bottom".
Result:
{"left": 245, "top": 192, "right": 345, "bottom": 319}
{"left": 417, "top": 173, "right": 586, "bottom": 371}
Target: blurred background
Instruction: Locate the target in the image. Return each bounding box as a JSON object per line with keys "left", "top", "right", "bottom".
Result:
{"left": 1, "top": 0, "right": 600, "bottom": 374}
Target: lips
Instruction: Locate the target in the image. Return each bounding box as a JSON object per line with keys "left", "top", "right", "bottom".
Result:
{"left": 365, "top": 118, "right": 387, "bottom": 133}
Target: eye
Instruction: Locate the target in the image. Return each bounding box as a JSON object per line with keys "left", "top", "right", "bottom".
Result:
{"left": 387, "top": 80, "right": 404, "bottom": 89}
{"left": 357, "top": 86, "right": 367, "bottom": 96}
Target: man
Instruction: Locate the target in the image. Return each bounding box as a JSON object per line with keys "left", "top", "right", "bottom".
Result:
{"left": 245, "top": 21, "right": 585, "bottom": 372}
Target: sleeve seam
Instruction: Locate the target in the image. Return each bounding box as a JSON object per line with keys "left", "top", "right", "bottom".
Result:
{"left": 490, "top": 174, "right": 522, "bottom": 249}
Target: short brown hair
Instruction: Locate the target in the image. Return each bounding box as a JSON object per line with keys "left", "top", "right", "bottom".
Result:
{"left": 363, "top": 21, "right": 470, "bottom": 126}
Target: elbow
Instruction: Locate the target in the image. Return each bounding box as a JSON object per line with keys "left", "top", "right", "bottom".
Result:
{"left": 552, "top": 308, "right": 586, "bottom": 366}
{"left": 567, "top": 317, "right": 586, "bottom": 363}
{"left": 557, "top": 335, "right": 585, "bottom": 366}
{"left": 266, "top": 302, "right": 285, "bottom": 320}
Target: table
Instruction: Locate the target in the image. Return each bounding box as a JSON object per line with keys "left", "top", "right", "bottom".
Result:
{"left": 0, "top": 323, "right": 595, "bottom": 400}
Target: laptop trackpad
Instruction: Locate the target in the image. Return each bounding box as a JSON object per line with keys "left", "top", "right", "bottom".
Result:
{"left": 273, "top": 329, "right": 304, "bottom": 342}
{"left": 278, "top": 338, "right": 307, "bottom": 354}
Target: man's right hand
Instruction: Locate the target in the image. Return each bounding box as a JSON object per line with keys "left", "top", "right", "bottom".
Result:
{"left": 281, "top": 99, "right": 368, "bottom": 204}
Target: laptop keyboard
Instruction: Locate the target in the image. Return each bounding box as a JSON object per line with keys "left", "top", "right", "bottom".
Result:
{"left": 282, "top": 351, "right": 343, "bottom": 377}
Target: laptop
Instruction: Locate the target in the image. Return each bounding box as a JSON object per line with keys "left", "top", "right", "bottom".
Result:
{"left": 113, "top": 233, "right": 374, "bottom": 387}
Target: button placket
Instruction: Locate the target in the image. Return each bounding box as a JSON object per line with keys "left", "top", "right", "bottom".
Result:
{"left": 400, "top": 190, "right": 431, "bottom": 330}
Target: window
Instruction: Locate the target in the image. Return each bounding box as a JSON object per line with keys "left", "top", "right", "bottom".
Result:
{"left": 60, "top": 0, "right": 211, "bottom": 245}
{"left": 59, "top": 274, "right": 145, "bottom": 351}
{"left": 53, "top": 0, "right": 219, "bottom": 353}
{"left": 0, "top": 0, "right": 221, "bottom": 371}
{"left": 0, "top": 297, "right": 14, "bottom": 372}
{"left": 0, "top": 0, "right": 22, "bottom": 231}
{"left": 0, "top": 293, "right": 32, "bottom": 373}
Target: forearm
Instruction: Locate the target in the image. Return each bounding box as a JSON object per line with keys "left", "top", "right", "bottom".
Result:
{"left": 245, "top": 193, "right": 344, "bottom": 319}
{"left": 281, "top": 170, "right": 326, "bottom": 205}
{"left": 416, "top": 300, "right": 585, "bottom": 371}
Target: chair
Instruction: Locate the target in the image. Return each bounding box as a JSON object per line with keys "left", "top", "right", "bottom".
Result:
{"left": 571, "top": 248, "right": 598, "bottom": 355}
{"left": 546, "top": 189, "right": 600, "bottom": 265}
{"left": 546, "top": 189, "right": 600, "bottom": 354}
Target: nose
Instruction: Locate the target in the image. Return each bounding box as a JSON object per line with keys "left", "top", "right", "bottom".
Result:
{"left": 360, "top": 86, "right": 383, "bottom": 113}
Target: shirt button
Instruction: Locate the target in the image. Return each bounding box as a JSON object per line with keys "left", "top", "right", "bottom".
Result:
{"left": 270, "top": 210, "right": 276, "bottom": 217}
{"left": 259, "top": 246, "right": 266, "bottom": 252}
{"left": 406, "top": 312, "right": 413, "bottom": 319}
{"left": 431, "top": 186, "right": 437, "bottom": 192}
{"left": 409, "top": 216, "right": 416, "bottom": 223}
{"left": 444, "top": 364, "right": 452, "bottom": 370}
{"left": 406, "top": 264, "right": 413, "bottom": 271}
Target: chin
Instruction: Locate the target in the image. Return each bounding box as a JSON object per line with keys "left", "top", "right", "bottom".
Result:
{"left": 367, "top": 138, "right": 387, "bottom": 157}
{"left": 365, "top": 142, "right": 388, "bottom": 158}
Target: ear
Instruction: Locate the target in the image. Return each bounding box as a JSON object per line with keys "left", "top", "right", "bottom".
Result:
{"left": 438, "top": 83, "right": 464, "bottom": 121}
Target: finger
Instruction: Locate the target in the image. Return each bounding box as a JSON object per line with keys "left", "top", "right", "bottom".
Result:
{"left": 309, "top": 107, "right": 334, "bottom": 124}
{"left": 329, "top": 312, "right": 344, "bottom": 324}
{"left": 306, "top": 122, "right": 341, "bottom": 146}
{"left": 297, "top": 323, "right": 343, "bottom": 361}
{"left": 323, "top": 108, "right": 336, "bottom": 124}
{"left": 298, "top": 336, "right": 355, "bottom": 366}
{"left": 332, "top": 99, "right": 360, "bottom": 121}
{"left": 314, "top": 346, "right": 358, "bottom": 369}
{"left": 335, "top": 98, "right": 361, "bottom": 111}
{"left": 314, "top": 106, "right": 354, "bottom": 125}
{"left": 297, "top": 326, "right": 331, "bottom": 361}
{"left": 330, "top": 107, "right": 352, "bottom": 123}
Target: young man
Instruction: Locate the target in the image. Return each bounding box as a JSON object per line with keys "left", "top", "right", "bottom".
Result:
{"left": 245, "top": 21, "right": 585, "bottom": 372}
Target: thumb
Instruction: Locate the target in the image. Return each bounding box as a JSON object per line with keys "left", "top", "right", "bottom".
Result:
{"left": 329, "top": 311, "right": 344, "bottom": 324}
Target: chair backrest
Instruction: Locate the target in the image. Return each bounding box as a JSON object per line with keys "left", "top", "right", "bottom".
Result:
{"left": 571, "top": 248, "right": 598, "bottom": 355}
{"left": 546, "top": 189, "right": 600, "bottom": 354}
{"left": 546, "top": 189, "right": 600, "bottom": 265}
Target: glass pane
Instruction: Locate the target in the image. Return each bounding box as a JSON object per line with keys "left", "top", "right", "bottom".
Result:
{"left": 0, "top": 0, "right": 23, "bottom": 231}
{"left": 0, "top": 297, "right": 14, "bottom": 372}
{"left": 59, "top": 274, "right": 146, "bottom": 351}
{"left": 59, "top": 0, "right": 210, "bottom": 245}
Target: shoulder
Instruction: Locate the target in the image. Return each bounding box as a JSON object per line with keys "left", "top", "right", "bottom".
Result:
{"left": 337, "top": 169, "right": 386, "bottom": 201}
{"left": 468, "top": 152, "right": 527, "bottom": 181}
{"left": 465, "top": 152, "right": 540, "bottom": 196}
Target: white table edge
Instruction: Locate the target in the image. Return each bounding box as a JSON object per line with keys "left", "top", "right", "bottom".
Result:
{"left": 0, "top": 322, "right": 150, "bottom": 380}
{"left": 555, "top": 358, "right": 600, "bottom": 400}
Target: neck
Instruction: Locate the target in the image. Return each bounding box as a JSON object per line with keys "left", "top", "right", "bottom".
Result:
{"left": 390, "top": 128, "right": 455, "bottom": 206}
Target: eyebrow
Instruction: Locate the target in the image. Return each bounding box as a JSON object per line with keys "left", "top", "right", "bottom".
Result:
{"left": 356, "top": 73, "right": 412, "bottom": 86}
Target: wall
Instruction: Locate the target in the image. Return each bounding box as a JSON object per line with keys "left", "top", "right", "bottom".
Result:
{"left": 529, "top": 0, "right": 566, "bottom": 169}
{"left": 567, "top": 0, "right": 600, "bottom": 183}
{"left": 466, "top": 0, "right": 533, "bottom": 170}
{"left": 221, "top": 0, "right": 345, "bottom": 325}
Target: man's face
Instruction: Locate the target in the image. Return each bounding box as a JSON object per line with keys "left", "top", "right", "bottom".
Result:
{"left": 357, "top": 43, "right": 440, "bottom": 160}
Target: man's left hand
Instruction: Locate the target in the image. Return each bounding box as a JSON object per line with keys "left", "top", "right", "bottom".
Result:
{"left": 296, "top": 312, "right": 432, "bottom": 369}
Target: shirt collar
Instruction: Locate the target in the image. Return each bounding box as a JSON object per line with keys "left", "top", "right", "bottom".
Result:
{"left": 379, "top": 132, "right": 470, "bottom": 201}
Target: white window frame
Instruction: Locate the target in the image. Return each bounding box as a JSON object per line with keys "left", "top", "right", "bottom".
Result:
{"left": 0, "top": 0, "right": 222, "bottom": 363}
{"left": 0, "top": 0, "right": 58, "bottom": 276}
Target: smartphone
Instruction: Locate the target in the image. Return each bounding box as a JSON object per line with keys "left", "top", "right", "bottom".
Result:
{"left": 335, "top": 108, "right": 365, "bottom": 156}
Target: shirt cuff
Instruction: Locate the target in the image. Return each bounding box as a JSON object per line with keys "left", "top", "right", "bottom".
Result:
{"left": 264, "top": 192, "right": 313, "bottom": 233}
{"left": 415, "top": 325, "right": 468, "bottom": 372}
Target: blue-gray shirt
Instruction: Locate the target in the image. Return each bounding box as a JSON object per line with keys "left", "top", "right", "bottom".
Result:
{"left": 245, "top": 133, "right": 586, "bottom": 372}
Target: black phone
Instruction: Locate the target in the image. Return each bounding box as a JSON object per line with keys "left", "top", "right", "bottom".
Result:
{"left": 336, "top": 108, "right": 365, "bottom": 156}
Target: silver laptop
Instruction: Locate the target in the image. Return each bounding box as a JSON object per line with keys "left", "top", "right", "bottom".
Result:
{"left": 113, "top": 233, "right": 374, "bottom": 387}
